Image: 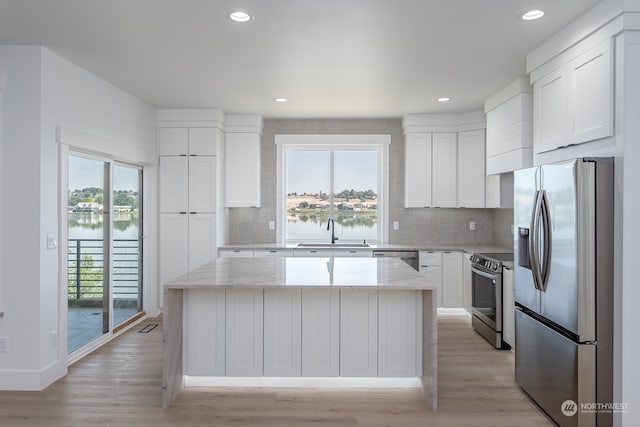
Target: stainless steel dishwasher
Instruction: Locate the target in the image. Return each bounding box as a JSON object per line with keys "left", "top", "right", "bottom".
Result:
{"left": 372, "top": 250, "right": 419, "bottom": 271}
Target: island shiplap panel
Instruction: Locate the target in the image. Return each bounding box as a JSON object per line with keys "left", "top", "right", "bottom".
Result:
{"left": 264, "top": 289, "right": 302, "bottom": 376}
{"left": 301, "top": 289, "right": 340, "bottom": 377}
{"left": 378, "top": 290, "right": 418, "bottom": 377}
{"left": 225, "top": 289, "right": 264, "bottom": 376}
{"left": 339, "top": 290, "right": 378, "bottom": 377}
{"left": 185, "top": 289, "right": 225, "bottom": 376}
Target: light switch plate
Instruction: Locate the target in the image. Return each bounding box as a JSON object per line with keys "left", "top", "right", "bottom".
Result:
{"left": 393, "top": 221, "right": 399, "bottom": 230}
{"left": 469, "top": 221, "right": 476, "bottom": 231}
{"left": 47, "top": 234, "right": 58, "bottom": 249}
{"left": 268, "top": 221, "right": 275, "bottom": 230}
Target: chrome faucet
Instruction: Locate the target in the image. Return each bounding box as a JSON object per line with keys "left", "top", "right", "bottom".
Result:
{"left": 326, "top": 217, "right": 338, "bottom": 244}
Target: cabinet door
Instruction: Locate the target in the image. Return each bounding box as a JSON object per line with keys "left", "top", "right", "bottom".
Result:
{"left": 158, "top": 128, "right": 188, "bottom": 155}
{"left": 225, "top": 289, "right": 264, "bottom": 376}
{"left": 378, "top": 290, "right": 418, "bottom": 377}
{"left": 503, "top": 267, "right": 515, "bottom": 348}
{"left": 457, "top": 130, "right": 486, "bottom": 208}
{"left": 567, "top": 39, "right": 613, "bottom": 145}
{"left": 442, "top": 252, "right": 463, "bottom": 308}
{"left": 534, "top": 68, "right": 567, "bottom": 154}
{"left": 264, "top": 289, "right": 302, "bottom": 377}
{"left": 225, "top": 133, "right": 261, "bottom": 207}
{"left": 340, "top": 290, "right": 378, "bottom": 377}
{"left": 188, "top": 128, "right": 217, "bottom": 155}
{"left": 159, "top": 213, "right": 189, "bottom": 286}
{"left": 159, "top": 156, "right": 188, "bottom": 213}
{"left": 432, "top": 133, "right": 457, "bottom": 207}
{"left": 186, "top": 289, "right": 225, "bottom": 376}
{"left": 404, "top": 133, "right": 432, "bottom": 207}
{"left": 420, "top": 265, "right": 442, "bottom": 307}
{"left": 301, "top": 289, "right": 340, "bottom": 377}
{"left": 463, "top": 253, "right": 472, "bottom": 313}
{"left": 188, "top": 156, "right": 216, "bottom": 213}
{"left": 188, "top": 213, "right": 217, "bottom": 271}
{"left": 485, "top": 174, "right": 501, "bottom": 208}
{"left": 253, "top": 249, "right": 295, "bottom": 257}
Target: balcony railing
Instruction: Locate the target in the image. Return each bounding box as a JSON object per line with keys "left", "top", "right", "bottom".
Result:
{"left": 68, "top": 238, "right": 141, "bottom": 301}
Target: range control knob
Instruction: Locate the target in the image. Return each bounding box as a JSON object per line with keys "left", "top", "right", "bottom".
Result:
{"left": 492, "top": 264, "right": 498, "bottom": 271}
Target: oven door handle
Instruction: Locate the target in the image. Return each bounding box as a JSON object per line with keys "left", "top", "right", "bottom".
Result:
{"left": 471, "top": 266, "right": 498, "bottom": 282}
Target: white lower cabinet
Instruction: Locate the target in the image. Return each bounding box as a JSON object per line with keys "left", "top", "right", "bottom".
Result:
{"left": 225, "top": 289, "right": 263, "bottom": 376}
{"left": 442, "top": 251, "right": 463, "bottom": 308}
{"left": 159, "top": 213, "right": 216, "bottom": 292}
{"left": 502, "top": 267, "right": 515, "bottom": 349}
{"left": 378, "top": 290, "right": 418, "bottom": 377}
{"left": 264, "top": 289, "right": 302, "bottom": 376}
{"left": 219, "top": 248, "right": 254, "bottom": 257}
{"left": 419, "top": 251, "right": 443, "bottom": 307}
{"left": 462, "top": 253, "right": 472, "bottom": 313}
{"left": 339, "top": 290, "right": 378, "bottom": 377}
{"left": 301, "top": 289, "right": 340, "bottom": 377}
{"left": 186, "top": 289, "right": 225, "bottom": 376}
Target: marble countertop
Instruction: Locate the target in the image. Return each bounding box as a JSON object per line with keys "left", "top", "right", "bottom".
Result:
{"left": 221, "top": 242, "right": 513, "bottom": 255}
{"left": 165, "top": 256, "right": 436, "bottom": 291}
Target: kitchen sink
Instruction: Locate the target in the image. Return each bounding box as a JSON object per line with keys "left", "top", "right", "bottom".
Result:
{"left": 297, "top": 242, "right": 370, "bottom": 248}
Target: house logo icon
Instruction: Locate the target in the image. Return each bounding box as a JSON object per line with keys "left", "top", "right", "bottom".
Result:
{"left": 561, "top": 399, "right": 578, "bottom": 416}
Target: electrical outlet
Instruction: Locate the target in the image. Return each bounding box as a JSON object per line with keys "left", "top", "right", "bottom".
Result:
{"left": 50, "top": 330, "right": 58, "bottom": 347}
{"left": 0, "top": 337, "right": 8, "bottom": 353}
{"left": 469, "top": 221, "right": 476, "bottom": 231}
{"left": 393, "top": 221, "right": 400, "bottom": 230}
{"left": 268, "top": 221, "right": 275, "bottom": 231}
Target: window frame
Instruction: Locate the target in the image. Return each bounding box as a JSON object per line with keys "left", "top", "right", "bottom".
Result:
{"left": 275, "top": 134, "right": 390, "bottom": 243}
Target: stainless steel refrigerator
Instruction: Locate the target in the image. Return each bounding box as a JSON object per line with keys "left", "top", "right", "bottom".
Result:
{"left": 514, "top": 158, "right": 613, "bottom": 427}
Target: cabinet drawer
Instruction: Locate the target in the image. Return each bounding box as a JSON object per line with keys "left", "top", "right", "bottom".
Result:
{"left": 253, "top": 249, "right": 295, "bottom": 257}
{"left": 219, "top": 249, "right": 254, "bottom": 257}
{"left": 419, "top": 251, "right": 442, "bottom": 266}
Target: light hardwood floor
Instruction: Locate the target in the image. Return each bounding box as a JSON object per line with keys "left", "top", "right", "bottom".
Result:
{"left": 0, "top": 313, "right": 553, "bottom": 426}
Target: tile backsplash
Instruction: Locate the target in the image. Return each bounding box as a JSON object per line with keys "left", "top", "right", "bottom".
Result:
{"left": 226, "top": 118, "right": 511, "bottom": 248}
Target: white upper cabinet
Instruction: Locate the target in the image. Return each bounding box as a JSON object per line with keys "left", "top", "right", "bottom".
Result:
{"left": 484, "top": 78, "right": 533, "bottom": 174}
{"left": 404, "top": 133, "right": 432, "bottom": 208}
{"left": 159, "top": 156, "right": 189, "bottom": 213}
{"left": 158, "top": 127, "right": 188, "bottom": 155}
{"left": 188, "top": 128, "right": 218, "bottom": 155}
{"left": 432, "top": 133, "right": 457, "bottom": 208}
{"left": 457, "top": 129, "right": 485, "bottom": 208}
{"left": 403, "top": 112, "right": 489, "bottom": 209}
{"left": 225, "top": 132, "right": 261, "bottom": 207}
{"left": 188, "top": 156, "right": 217, "bottom": 213}
{"left": 567, "top": 39, "right": 613, "bottom": 144}
{"left": 533, "top": 38, "right": 613, "bottom": 154}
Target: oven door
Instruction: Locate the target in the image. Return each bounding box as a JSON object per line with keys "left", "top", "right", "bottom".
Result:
{"left": 471, "top": 266, "right": 502, "bottom": 332}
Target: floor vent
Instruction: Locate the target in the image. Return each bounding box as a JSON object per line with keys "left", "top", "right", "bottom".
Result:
{"left": 138, "top": 324, "right": 159, "bottom": 333}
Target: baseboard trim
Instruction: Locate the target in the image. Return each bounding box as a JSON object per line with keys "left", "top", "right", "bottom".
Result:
{"left": 184, "top": 376, "right": 422, "bottom": 388}
{"left": 0, "top": 360, "right": 66, "bottom": 391}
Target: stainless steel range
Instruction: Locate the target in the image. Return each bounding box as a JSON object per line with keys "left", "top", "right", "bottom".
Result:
{"left": 470, "top": 252, "right": 513, "bottom": 349}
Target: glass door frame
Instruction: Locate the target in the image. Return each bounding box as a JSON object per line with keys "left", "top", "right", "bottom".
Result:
{"left": 63, "top": 150, "right": 145, "bottom": 363}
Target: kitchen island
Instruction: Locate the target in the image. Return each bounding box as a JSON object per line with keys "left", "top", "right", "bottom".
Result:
{"left": 162, "top": 256, "right": 437, "bottom": 411}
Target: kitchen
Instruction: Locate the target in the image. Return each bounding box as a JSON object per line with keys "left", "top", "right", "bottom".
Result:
{"left": 0, "top": 1, "right": 639, "bottom": 426}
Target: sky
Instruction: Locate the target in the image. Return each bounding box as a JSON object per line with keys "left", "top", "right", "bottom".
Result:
{"left": 286, "top": 150, "right": 378, "bottom": 195}
{"left": 69, "top": 155, "right": 139, "bottom": 191}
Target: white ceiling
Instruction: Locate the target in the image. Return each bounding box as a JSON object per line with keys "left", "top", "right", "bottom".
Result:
{"left": 0, "top": 0, "right": 600, "bottom": 118}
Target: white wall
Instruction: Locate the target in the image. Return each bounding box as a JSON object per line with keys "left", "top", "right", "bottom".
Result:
{"left": 0, "top": 46, "right": 157, "bottom": 390}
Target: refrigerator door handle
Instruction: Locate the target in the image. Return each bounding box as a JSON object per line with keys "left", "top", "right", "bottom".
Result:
{"left": 539, "top": 190, "right": 552, "bottom": 292}
{"left": 528, "top": 190, "right": 544, "bottom": 291}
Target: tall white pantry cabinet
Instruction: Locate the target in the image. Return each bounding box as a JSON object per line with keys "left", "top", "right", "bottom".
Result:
{"left": 158, "top": 127, "right": 223, "bottom": 304}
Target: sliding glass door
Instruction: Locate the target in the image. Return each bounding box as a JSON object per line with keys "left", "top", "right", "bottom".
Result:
{"left": 67, "top": 155, "right": 110, "bottom": 353}
{"left": 112, "top": 164, "right": 143, "bottom": 326}
{"left": 67, "top": 154, "right": 143, "bottom": 354}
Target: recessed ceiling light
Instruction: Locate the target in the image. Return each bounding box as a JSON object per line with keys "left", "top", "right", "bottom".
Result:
{"left": 229, "top": 11, "right": 252, "bottom": 23}
{"left": 273, "top": 97, "right": 287, "bottom": 103}
{"left": 437, "top": 97, "right": 451, "bottom": 102}
{"left": 521, "top": 10, "right": 544, "bottom": 21}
